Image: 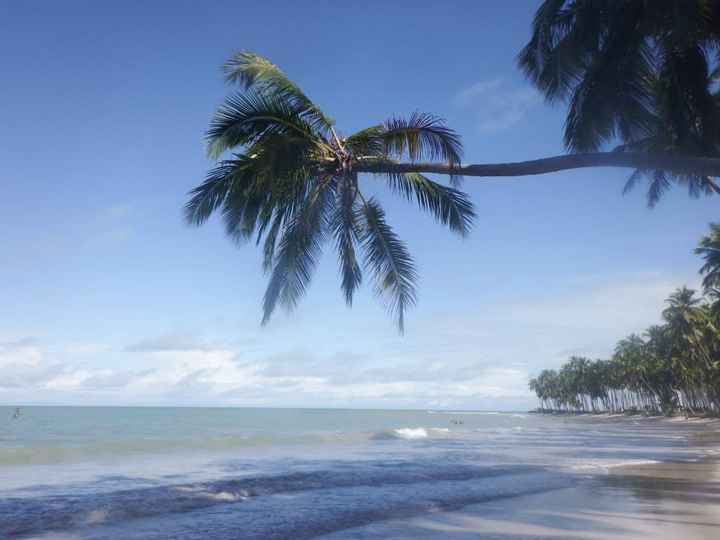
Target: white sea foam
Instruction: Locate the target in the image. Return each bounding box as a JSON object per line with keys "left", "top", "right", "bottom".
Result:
{"left": 206, "top": 491, "right": 247, "bottom": 502}
{"left": 427, "top": 411, "right": 501, "bottom": 415}
{"left": 570, "top": 459, "right": 660, "bottom": 472}
{"left": 83, "top": 509, "right": 109, "bottom": 525}
{"left": 392, "top": 428, "right": 429, "bottom": 440}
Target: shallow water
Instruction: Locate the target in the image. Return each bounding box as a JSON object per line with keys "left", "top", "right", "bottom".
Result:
{"left": 0, "top": 407, "right": 715, "bottom": 539}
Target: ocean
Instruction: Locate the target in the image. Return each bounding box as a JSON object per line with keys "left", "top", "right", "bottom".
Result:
{"left": 0, "top": 406, "right": 715, "bottom": 539}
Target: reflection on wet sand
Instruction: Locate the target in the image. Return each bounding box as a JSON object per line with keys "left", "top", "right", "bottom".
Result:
{"left": 325, "top": 458, "right": 720, "bottom": 539}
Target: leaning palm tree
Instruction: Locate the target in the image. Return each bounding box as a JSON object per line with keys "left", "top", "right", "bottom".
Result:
{"left": 185, "top": 52, "right": 474, "bottom": 331}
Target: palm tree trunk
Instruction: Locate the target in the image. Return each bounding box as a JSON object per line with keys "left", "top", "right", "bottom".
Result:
{"left": 355, "top": 152, "right": 720, "bottom": 179}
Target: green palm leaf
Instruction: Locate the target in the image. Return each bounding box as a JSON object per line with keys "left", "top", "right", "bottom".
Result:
{"left": 619, "top": 135, "right": 720, "bottom": 206}
{"left": 646, "top": 170, "right": 672, "bottom": 208}
{"left": 223, "top": 51, "right": 333, "bottom": 133}
{"left": 190, "top": 50, "right": 474, "bottom": 332}
{"left": 187, "top": 138, "right": 315, "bottom": 244}
{"left": 261, "top": 210, "right": 286, "bottom": 273}
{"left": 330, "top": 175, "right": 363, "bottom": 305}
{"left": 262, "top": 180, "right": 334, "bottom": 324}
{"left": 696, "top": 223, "right": 720, "bottom": 292}
{"left": 359, "top": 198, "right": 417, "bottom": 333}
{"left": 518, "top": 0, "right": 589, "bottom": 103}
{"left": 521, "top": 1, "right": 720, "bottom": 206}
{"left": 564, "top": 34, "right": 655, "bottom": 152}
{"left": 379, "top": 112, "right": 462, "bottom": 167}
{"left": 185, "top": 155, "right": 253, "bottom": 226}
{"left": 347, "top": 115, "right": 464, "bottom": 185}
{"left": 384, "top": 172, "right": 474, "bottom": 236}
{"left": 344, "top": 125, "right": 385, "bottom": 157}
{"left": 206, "top": 91, "right": 325, "bottom": 159}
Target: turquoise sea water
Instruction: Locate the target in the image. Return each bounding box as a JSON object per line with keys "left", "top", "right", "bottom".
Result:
{"left": 0, "top": 407, "right": 715, "bottom": 539}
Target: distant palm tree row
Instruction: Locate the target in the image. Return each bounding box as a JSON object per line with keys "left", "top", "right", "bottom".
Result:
{"left": 529, "top": 224, "right": 720, "bottom": 416}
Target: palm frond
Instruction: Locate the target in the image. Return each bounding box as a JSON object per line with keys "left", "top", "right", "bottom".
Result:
{"left": 344, "top": 125, "right": 385, "bottom": 157}
{"left": 695, "top": 223, "right": 720, "bottom": 291}
{"left": 619, "top": 131, "right": 720, "bottom": 205}
{"left": 384, "top": 172, "right": 475, "bottom": 236}
{"left": 348, "top": 113, "right": 463, "bottom": 185}
{"left": 682, "top": 175, "right": 720, "bottom": 199}
{"left": 624, "top": 167, "right": 719, "bottom": 208}
{"left": 192, "top": 134, "right": 317, "bottom": 245}
{"left": 223, "top": 51, "right": 333, "bottom": 133}
{"left": 262, "top": 180, "right": 334, "bottom": 324}
{"left": 206, "top": 91, "right": 325, "bottom": 159}
{"left": 330, "top": 175, "right": 363, "bottom": 305}
{"left": 518, "top": 0, "right": 589, "bottom": 103}
{"left": 622, "top": 169, "right": 646, "bottom": 196}
{"left": 647, "top": 170, "right": 672, "bottom": 208}
{"left": 185, "top": 155, "right": 255, "bottom": 226}
{"left": 655, "top": 41, "right": 720, "bottom": 161}
{"left": 261, "top": 210, "right": 285, "bottom": 274}
{"left": 359, "top": 198, "right": 417, "bottom": 333}
{"left": 379, "top": 112, "right": 463, "bottom": 167}
{"left": 564, "top": 31, "right": 655, "bottom": 152}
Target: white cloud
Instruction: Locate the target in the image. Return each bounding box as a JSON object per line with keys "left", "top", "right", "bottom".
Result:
{"left": 0, "top": 272, "right": 697, "bottom": 409}
{"left": 0, "top": 337, "right": 531, "bottom": 408}
{"left": 454, "top": 78, "right": 541, "bottom": 132}
{"left": 124, "top": 333, "right": 215, "bottom": 353}
{"left": 507, "top": 274, "right": 676, "bottom": 330}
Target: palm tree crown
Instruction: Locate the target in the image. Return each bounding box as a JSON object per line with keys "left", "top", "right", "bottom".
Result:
{"left": 696, "top": 222, "right": 720, "bottom": 291}
{"left": 519, "top": 0, "right": 720, "bottom": 206}
{"left": 185, "top": 52, "right": 475, "bottom": 332}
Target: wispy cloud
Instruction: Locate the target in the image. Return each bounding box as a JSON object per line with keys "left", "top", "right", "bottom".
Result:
{"left": 123, "top": 333, "right": 214, "bottom": 353}
{"left": 0, "top": 336, "right": 531, "bottom": 409}
{"left": 454, "top": 78, "right": 541, "bottom": 132}
{"left": 0, "top": 272, "right": 695, "bottom": 409}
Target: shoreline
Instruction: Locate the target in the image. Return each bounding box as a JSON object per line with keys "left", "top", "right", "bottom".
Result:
{"left": 529, "top": 409, "right": 720, "bottom": 421}
{"left": 323, "top": 415, "right": 720, "bottom": 539}
{"left": 349, "top": 459, "right": 720, "bottom": 539}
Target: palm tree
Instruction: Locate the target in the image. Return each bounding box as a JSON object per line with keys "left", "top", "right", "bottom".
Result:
{"left": 696, "top": 223, "right": 720, "bottom": 291}
{"left": 185, "top": 52, "right": 475, "bottom": 331}
{"left": 662, "top": 287, "right": 702, "bottom": 332}
{"left": 519, "top": 0, "right": 720, "bottom": 206}
{"left": 529, "top": 276, "right": 720, "bottom": 416}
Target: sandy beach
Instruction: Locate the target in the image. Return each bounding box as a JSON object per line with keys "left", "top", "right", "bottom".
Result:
{"left": 329, "top": 418, "right": 720, "bottom": 539}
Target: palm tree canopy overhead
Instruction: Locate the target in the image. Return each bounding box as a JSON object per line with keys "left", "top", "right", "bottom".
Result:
{"left": 519, "top": 0, "right": 720, "bottom": 206}
{"left": 186, "top": 52, "right": 475, "bottom": 332}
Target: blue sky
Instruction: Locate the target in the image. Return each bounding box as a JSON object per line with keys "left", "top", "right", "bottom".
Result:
{"left": 1, "top": 1, "right": 717, "bottom": 410}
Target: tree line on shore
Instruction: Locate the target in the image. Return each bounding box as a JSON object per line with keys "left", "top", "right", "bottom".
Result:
{"left": 529, "top": 224, "right": 720, "bottom": 416}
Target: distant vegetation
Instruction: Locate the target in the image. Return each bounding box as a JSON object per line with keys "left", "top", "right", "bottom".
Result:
{"left": 530, "top": 225, "right": 720, "bottom": 416}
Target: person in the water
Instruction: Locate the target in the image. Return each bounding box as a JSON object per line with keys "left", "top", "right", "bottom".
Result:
{"left": 12, "top": 407, "right": 21, "bottom": 420}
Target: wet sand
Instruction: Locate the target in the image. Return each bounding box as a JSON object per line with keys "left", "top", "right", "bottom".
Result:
{"left": 325, "top": 419, "right": 720, "bottom": 539}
